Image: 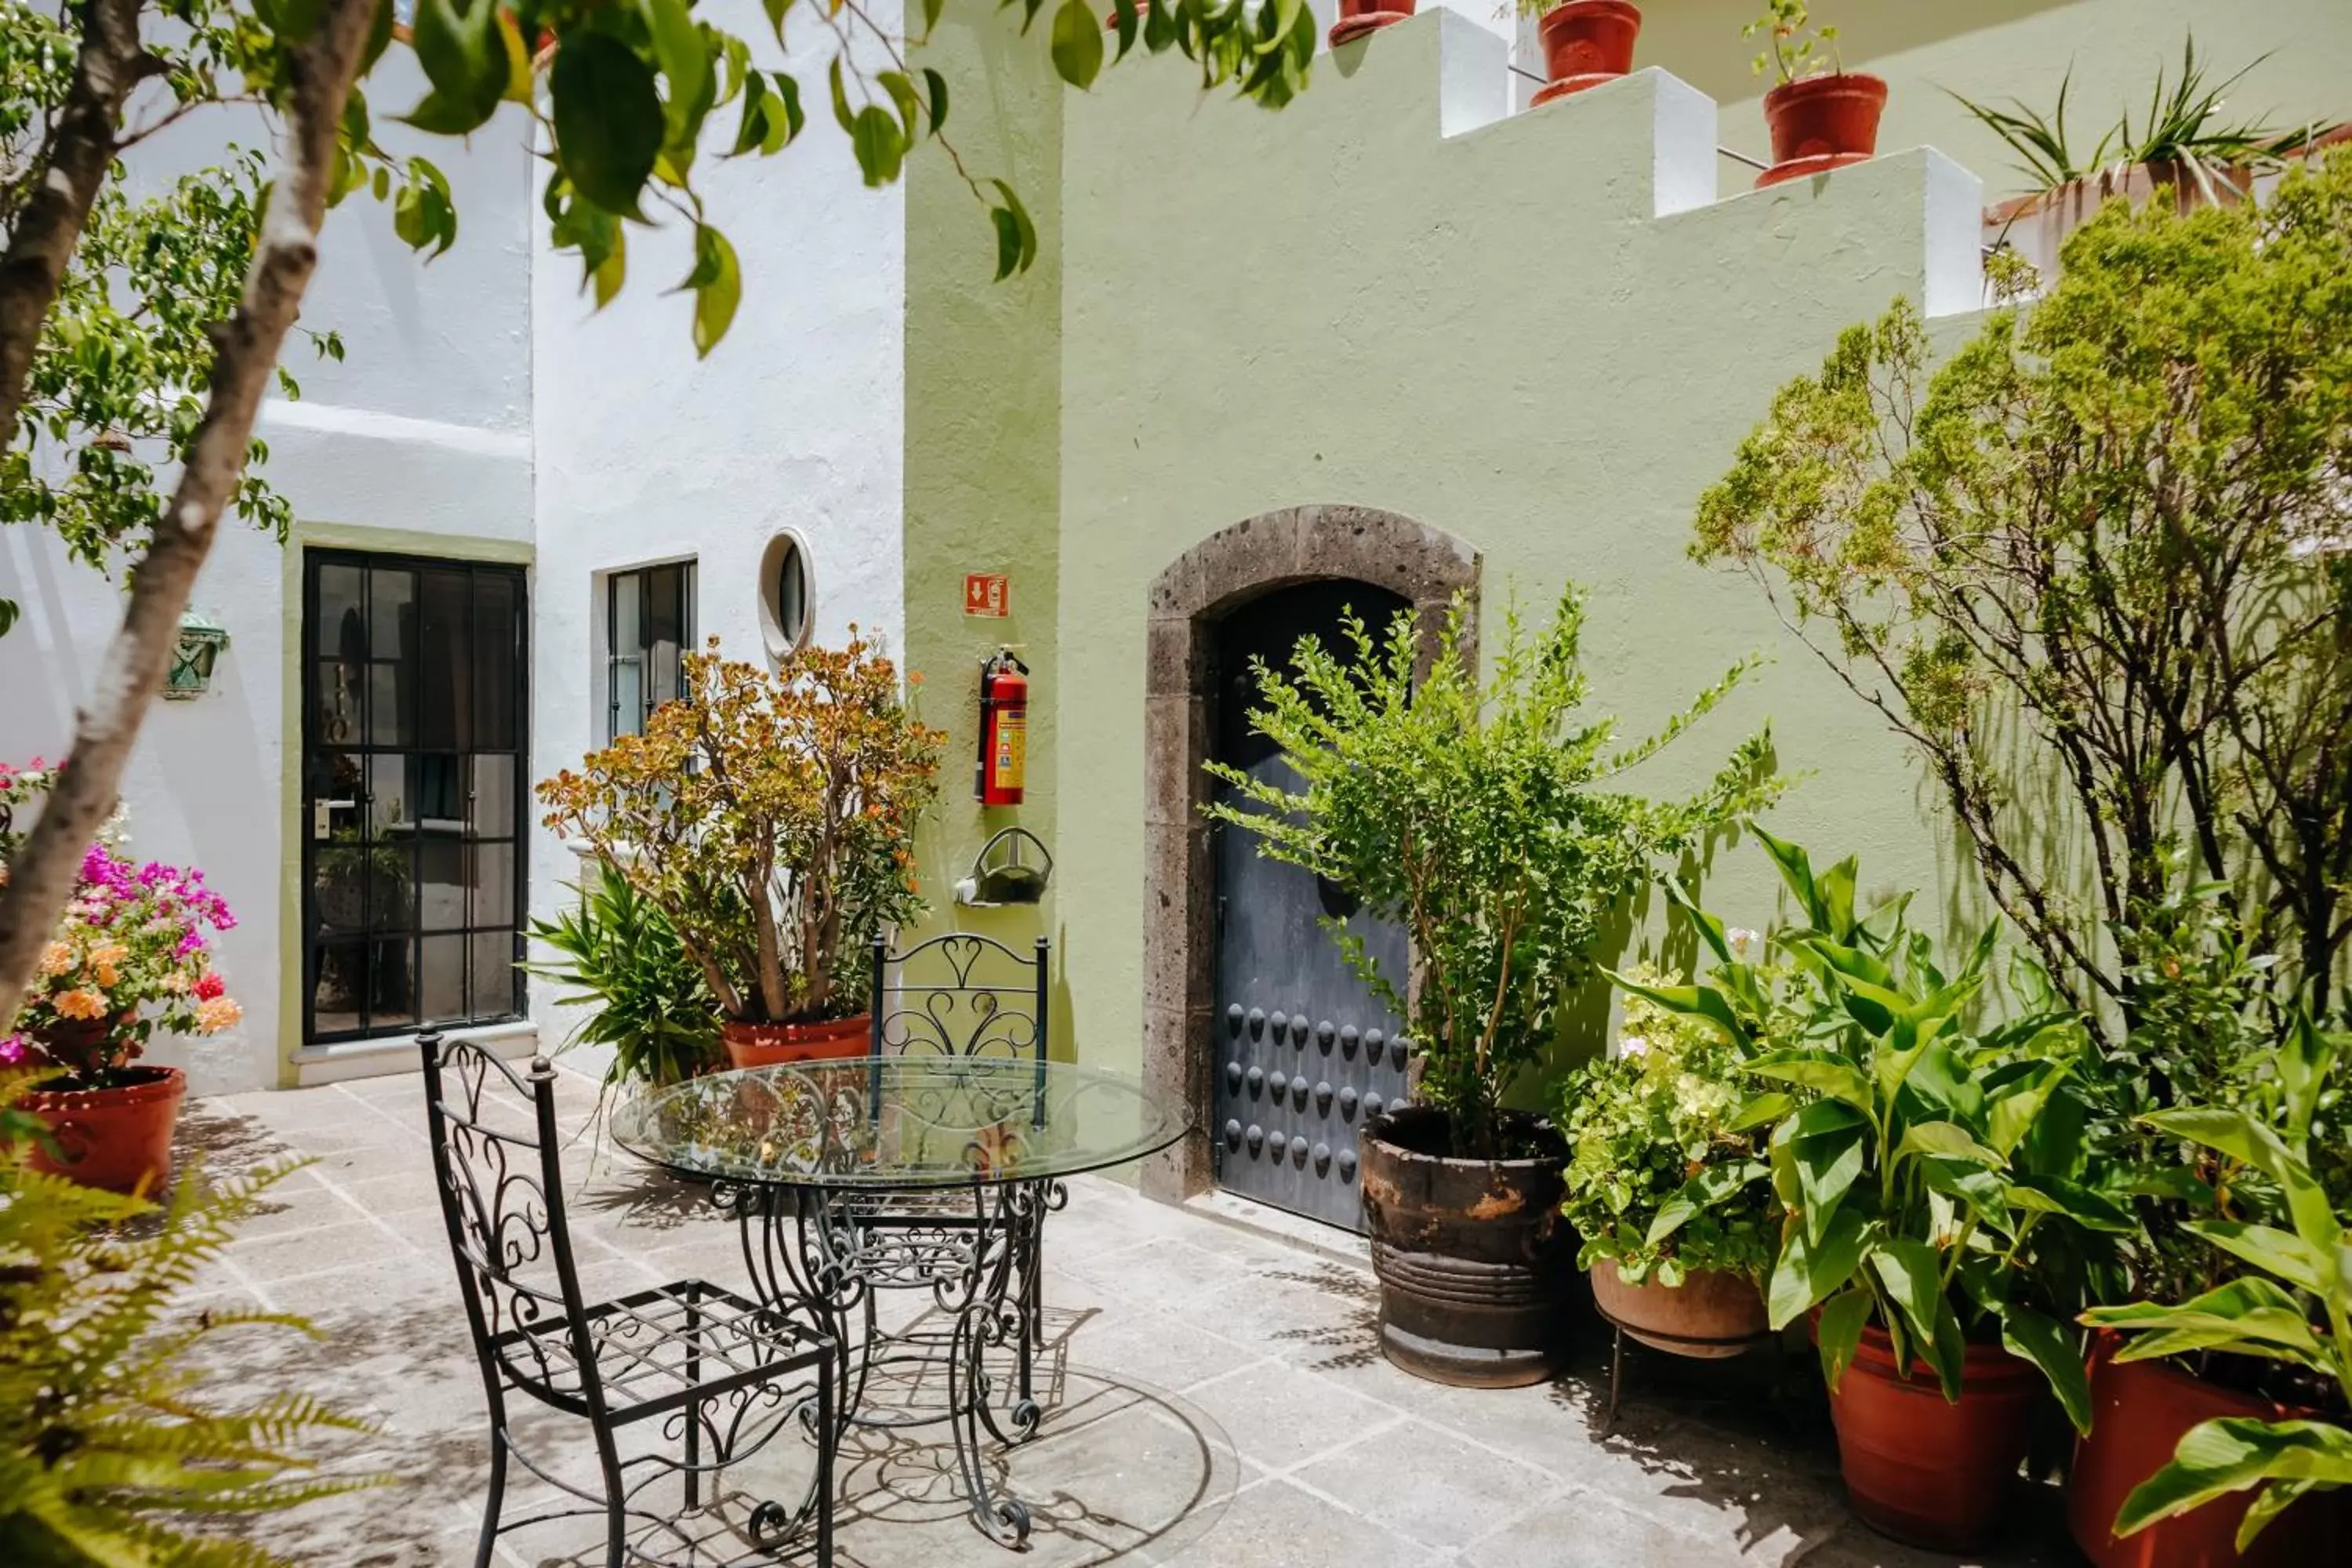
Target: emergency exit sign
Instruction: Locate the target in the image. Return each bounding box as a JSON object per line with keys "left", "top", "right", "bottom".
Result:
{"left": 964, "top": 573, "right": 1010, "bottom": 617}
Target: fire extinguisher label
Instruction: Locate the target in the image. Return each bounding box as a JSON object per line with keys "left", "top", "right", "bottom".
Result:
{"left": 993, "top": 710, "right": 1026, "bottom": 791}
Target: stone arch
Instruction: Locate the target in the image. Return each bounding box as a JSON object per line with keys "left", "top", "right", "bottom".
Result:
{"left": 1138, "top": 504, "right": 1479, "bottom": 1203}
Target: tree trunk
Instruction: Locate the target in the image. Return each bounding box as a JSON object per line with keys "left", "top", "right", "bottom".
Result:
{"left": 0, "top": 0, "right": 382, "bottom": 1035}
{"left": 0, "top": 0, "right": 151, "bottom": 450}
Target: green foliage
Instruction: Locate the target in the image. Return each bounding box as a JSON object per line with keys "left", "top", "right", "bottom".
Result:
{"left": 1201, "top": 588, "right": 1780, "bottom": 1160}
{"left": 523, "top": 866, "right": 722, "bottom": 1091}
{"left": 1953, "top": 38, "right": 2314, "bottom": 197}
{"left": 2082, "top": 1017, "right": 2352, "bottom": 1548}
{"left": 1692, "top": 149, "right": 2352, "bottom": 1039}
{"left": 0, "top": 1078, "right": 380, "bottom": 1566}
{"left": 1636, "top": 831, "right": 2129, "bottom": 1424}
{"left": 1744, "top": 0, "right": 1840, "bottom": 85}
{"left": 1558, "top": 961, "right": 1776, "bottom": 1287}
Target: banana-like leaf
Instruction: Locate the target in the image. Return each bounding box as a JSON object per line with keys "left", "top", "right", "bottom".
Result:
{"left": 1999, "top": 1301, "right": 2091, "bottom": 1434}
{"left": 2114, "top": 1417, "right": 2352, "bottom": 1544}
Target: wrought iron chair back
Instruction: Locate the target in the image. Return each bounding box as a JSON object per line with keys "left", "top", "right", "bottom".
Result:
{"left": 868, "top": 930, "right": 1049, "bottom": 1067}
{"left": 422, "top": 1033, "right": 608, "bottom": 1414}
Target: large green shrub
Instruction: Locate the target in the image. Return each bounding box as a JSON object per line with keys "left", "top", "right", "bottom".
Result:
{"left": 523, "top": 866, "right": 723, "bottom": 1091}
{"left": 1203, "top": 587, "right": 1780, "bottom": 1160}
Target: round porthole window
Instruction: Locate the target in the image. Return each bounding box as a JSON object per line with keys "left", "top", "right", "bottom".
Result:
{"left": 757, "top": 531, "right": 814, "bottom": 661}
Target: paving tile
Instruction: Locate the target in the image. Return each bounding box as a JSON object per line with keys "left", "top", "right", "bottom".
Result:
{"left": 1178, "top": 1357, "right": 1404, "bottom": 1475}
{"left": 1464, "top": 1484, "right": 1749, "bottom": 1568}
{"left": 1158, "top": 1476, "right": 1432, "bottom": 1568}
{"left": 1293, "top": 1415, "right": 1566, "bottom": 1550}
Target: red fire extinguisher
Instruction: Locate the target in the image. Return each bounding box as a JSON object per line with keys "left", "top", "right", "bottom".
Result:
{"left": 976, "top": 650, "right": 1029, "bottom": 806}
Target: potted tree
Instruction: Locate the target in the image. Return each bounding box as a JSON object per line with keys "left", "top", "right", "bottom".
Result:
{"left": 1205, "top": 587, "right": 1779, "bottom": 1387}
{"left": 524, "top": 866, "right": 724, "bottom": 1098}
{"left": 1561, "top": 948, "right": 1774, "bottom": 1356}
{"left": 1640, "top": 832, "right": 2132, "bottom": 1551}
{"left": 538, "top": 633, "right": 943, "bottom": 1071}
{"left": 1693, "top": 147, "right": 2352, "bottom": 1565}
{"left": 1523, "top": 0, "right": 1642, "bottom": 108}
{"left": 1744, "top": 2, "right": 1885, "bottom": 187}
{"left": 1, "top": 760, "right": 242, "bottom": 1195}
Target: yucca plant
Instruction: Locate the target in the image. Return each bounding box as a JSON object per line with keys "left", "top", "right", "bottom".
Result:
{"left": 524, "top": 866, "right": 724, "bottom": 1092}
{"left": 0, "top": 1076, "right": 379, "bottom": 1566}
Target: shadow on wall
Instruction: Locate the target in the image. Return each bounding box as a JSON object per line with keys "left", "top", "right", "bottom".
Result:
{"left": 1633, "top": 0, "right": 2082, "bottom": 105}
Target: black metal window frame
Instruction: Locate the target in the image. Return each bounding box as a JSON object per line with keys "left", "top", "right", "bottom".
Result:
{"left": 300, "top": 548, "right": 530, "bottom": 1044}
{"left": 605, "top": 559, "right": 695, "bottom": 742}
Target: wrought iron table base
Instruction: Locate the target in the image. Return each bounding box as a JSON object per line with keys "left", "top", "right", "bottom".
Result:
{"left": 724, "top": 1177, "right": 1065, "bottom": 1548}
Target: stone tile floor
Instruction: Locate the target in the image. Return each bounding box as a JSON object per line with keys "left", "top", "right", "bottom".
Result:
{"left": 172, "top": 1068, "right": 2080, "bottom": 1568}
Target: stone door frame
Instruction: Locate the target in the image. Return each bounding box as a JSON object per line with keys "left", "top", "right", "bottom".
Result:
{"left": 1138, "top": 504, "right": 1479, "bottom": 1205}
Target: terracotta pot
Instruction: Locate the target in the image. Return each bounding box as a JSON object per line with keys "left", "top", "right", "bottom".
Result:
{"left": 1328, "top": 0, "right": 1413, "bottom": 49}
{"left": 1359, "top": 1105, "right": 1572, "bottom": 1388}
{"left": 2067, "top": 1334, "right": 2352, "bottom": 1568}
{"left": 1824, "top": 1319, "right": 2041, "bottom": 1551}
{"left": 1985, "top": 162, "right": 2255, "bottom": 289}
{"left": 1532, "top": 0, "right": 1640, "bottom": 107}
{"left": 1589, "top": 1263, "right": 1767, "bottom": 1359}
{"left": 720, "top": 1014, "right": 872, "bottom": 1070}
{"left": 1757, "top": 72, "right": 1888, "bottom": 187}
{"left": 20, "top": 1065, "right": 188, "bottom": 1196}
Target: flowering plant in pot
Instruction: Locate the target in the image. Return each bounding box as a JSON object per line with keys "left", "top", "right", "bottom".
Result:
{"left": 1559, "top": 949, "right": 1777, "bottom": 1356}
{"left": 1, "top": 760, "right": 242, "bottom": 1195}
{"left": 1743, "top": 0, "right": 1884, "bottom": 187}
{"left": 1519, "top": 0, "right": 1642, "bottom": 108}
{"left": 539, "top": 634, "right": 943, "bottom": 1071}
{"left": 1640, "top": 830, "right": 2135, "bottom": 1551}
{"left": 1204, "top": 586, "right": 1780, "bottom": 1387}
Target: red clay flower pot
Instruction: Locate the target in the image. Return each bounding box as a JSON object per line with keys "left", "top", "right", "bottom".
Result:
{"left": 1757, "top": 72, "right": 1888, "bottom": 187}
{"left": 1589, "top": 1264, "right": 1767, "bottom": 1358}
{"left": 2067, "top": 1334, "right": 2352, "bottom": 1568}
{"left": 721, "top": 1014, "right": 872, "bottom": 1070}
{"left": 21, "top": 1065, "right": 188, "bottom": 1196}
{"left": 1825, "top": 1319, "right": 2042, "bottom": 1551}
{"left": 1329, "top": 0, "right": 1414, "bottom": 49}
{"left": 1532, "top": 0, "right": 1640, "bottom": 107}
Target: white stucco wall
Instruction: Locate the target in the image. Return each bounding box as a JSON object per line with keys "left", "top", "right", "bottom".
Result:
{"left": 527, "top": 0, "right": 910, "bottom": 1065}
{"left": 0, "top": 53, "right": 533, "bottom": 1094}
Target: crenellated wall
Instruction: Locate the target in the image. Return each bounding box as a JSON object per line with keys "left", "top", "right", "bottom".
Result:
{"left": 1044, "top": 13, "right": 2005, "bottom": 1091}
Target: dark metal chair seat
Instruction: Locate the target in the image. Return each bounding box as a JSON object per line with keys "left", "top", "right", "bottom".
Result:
{"left": 423, "top": 1029, "right": 834, "bottom": 1567}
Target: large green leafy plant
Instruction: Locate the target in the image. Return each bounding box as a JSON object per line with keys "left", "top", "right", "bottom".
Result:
{"left": 1203, "top": 588, "right": 1780, "bottom": 1161}
{"left": 2081, "top": 1015, "right": 2351, "bottom": 1548}
{"left": 523, "top": 866, "right": 721, "bottom": 1090}
{"left": 1557, "top": 959, "right": 1776, "bottom": 1287}
{"left": 0, "top": 1079, "right": 377, "bottom": 1565}
{"left": 1629, "top": 831, "right": 2132, "bottom": 1423}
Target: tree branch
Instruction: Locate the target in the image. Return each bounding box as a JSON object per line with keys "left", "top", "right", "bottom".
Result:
{"left": 0, "top": 0, "right": 381, "bottom": 1033}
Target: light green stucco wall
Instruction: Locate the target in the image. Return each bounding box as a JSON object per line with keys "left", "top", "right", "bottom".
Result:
{"left": 1629, "top": 0, "right": 2350, "bottom": 196}
{"left": 902, "top": 17, "right": 1070, "bottom": 1036}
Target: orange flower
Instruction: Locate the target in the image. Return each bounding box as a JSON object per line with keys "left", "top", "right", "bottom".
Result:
{"left": 194, "top": 995, "right": 243, "bottom": 1033}
{"left": 38, "top": 941, "right": 75, "bottom": 977}
{"left": 87, "top": 942, "right": 127, "bottom": 987}
{"left": 53, "top": 989, "right": 107, "bottom": 1021}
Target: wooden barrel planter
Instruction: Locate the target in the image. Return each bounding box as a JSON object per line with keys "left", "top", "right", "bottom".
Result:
{"left": 1359, "top": 1105, "right": 1571, "bottom": 1388}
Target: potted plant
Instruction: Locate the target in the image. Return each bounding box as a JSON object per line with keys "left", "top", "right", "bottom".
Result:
{"left": 0, "top": 760, "right": 242, "bottom": 1195}
{"left": 1205, "top": 587, "right": 1780, "bottom": 1387}
{"left": 537, "top": 633, "right": 944, "bottom": 1071}
{"left": 1955, "top": 40, "right": 2322, "bottom": 287}
{"left": 524, "top": 866, "right": 724, "bottom": 1098}
{"left": 2078, "top": 1014, "right": 2352, "bottom": 1562}
{"left": 1328, "top": 0, "right": 1415, "bottom": 50}
{"left": 1640, "top": 831, "right": 2133, "bottom": 1550}
{"left": 1560, "top": 949, "right": 1774, "bottom": 1355}
{"left": 0, "top": 1077, "right": 380, "bottom": 1559}
{"left": 1523, "top": 0, "right": 1642, "bottom": 108}
{"left": 1743, "top": 1, "right": 1885, "bottom": 187}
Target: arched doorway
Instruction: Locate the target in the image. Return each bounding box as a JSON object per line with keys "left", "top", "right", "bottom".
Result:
{"left": 1137, "top": 505, "right": 1479, "bottom": 1215}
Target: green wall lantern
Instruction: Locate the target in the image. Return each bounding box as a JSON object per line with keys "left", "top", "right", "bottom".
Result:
{"left": 164, "top": 610, "right": 230, "bottom": 700}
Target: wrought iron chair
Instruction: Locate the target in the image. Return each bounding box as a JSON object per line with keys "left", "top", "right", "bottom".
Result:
{"left": 859, "top": 931, "right": 1058, "bottom": 1410}
{"left": 420, "top": 1029, "right": 835, "bottom": 1568}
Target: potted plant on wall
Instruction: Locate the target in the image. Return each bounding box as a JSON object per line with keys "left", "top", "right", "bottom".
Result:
{"left": 1, "top": 760, "right": 242, "bottom": 1195}
{"left": 1744, "top": 1, "right": 1885, "bottom": 187}
{"left": 1642, "top": 833, "right": 2131, "bottom": 1551}
{"left": 1523, "top": 0, "right": 1642, "bottom": 108}
{"left": 1561, "top": 951, "right": 1774, "bottom": 1357}
{"left": 1205, "top": 586, "right": 1780, "bottom": 1387}
{"left": 538, "top": 633, "right": 944, "bottom": 1071}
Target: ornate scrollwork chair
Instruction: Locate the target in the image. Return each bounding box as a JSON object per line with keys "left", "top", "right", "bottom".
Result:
{"left": 859, "top": 931, "right": 1058, "bottom": 1408}
{"left": 420, "top": 1029, "right": 835, "bottom": 1567}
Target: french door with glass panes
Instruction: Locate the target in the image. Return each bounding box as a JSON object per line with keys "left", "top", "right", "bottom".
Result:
{"left": 301, "top": 550, "right": 528, "bottom": 1043}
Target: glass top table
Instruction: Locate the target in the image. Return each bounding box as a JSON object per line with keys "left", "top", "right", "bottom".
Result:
{"left": 611, "top": 1056, "right": 1188, "bottom": 1192}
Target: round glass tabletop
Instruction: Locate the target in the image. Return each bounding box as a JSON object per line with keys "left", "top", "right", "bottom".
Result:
{"left": 610, "top": 1058, "right": 1189, "bottom": 1191}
